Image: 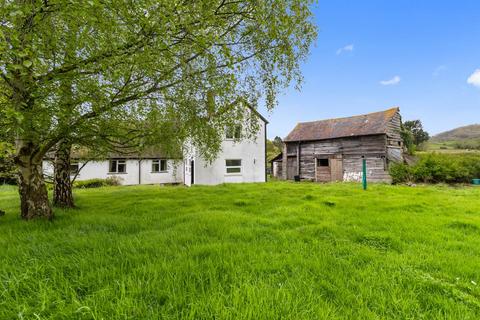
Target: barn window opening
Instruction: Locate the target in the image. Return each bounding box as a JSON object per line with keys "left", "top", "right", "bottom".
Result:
{"left": 152, "top": 159, "right": 167, "bottom": 172}
{"left": 226, "top": 159, "right": 242, "bottom": 174}
{"left": 317, "top": 158, "right": 329, "bottom": 167}
{"left": 109, "top": 159, "right": 126, "bottom": 173}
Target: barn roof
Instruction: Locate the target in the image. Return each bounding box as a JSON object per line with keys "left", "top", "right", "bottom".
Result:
{"left": 284, "top": 107, "right": 399, "bottom": 142}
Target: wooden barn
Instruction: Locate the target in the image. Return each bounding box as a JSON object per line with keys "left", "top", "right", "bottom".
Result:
{"left": 278, "top": 107, "right": 404, "bottom": 183}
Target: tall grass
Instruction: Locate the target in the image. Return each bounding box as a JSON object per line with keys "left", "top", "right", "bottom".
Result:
{"left": 1, "top": 182, "right": 480, "bottom": 319}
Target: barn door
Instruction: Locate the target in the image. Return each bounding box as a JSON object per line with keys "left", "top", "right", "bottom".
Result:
{"left": 287, "top": 157, "right": 297, "bottom": 180}
{"left": 330, "top": 158, "right": 343, "bottom": 181}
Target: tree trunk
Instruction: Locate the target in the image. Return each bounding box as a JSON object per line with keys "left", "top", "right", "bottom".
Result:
{"left": 53, "top": 140, "right": 74, "bottom": 208}
{"left": 17, "top": 156, "right": 53, "bottom": 220}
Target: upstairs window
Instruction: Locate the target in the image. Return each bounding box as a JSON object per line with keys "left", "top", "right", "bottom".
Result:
{"left": 226, "top": 125, "right": 241, "bottom": 139}
{"left": 152, "top": 159, "right": 167, "bottom": 172}
{"left": 70, "top": 162, "right": 79, "bottom": 175}
{"left": 226, "top": 159, "right": 242, "bottom": 174}
{"left": 109, "top": 159, "right": 126, "bottom": 173}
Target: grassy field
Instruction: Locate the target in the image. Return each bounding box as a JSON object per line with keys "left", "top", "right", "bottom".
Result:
{"left": 1, "top": 182, "right": 480, "bottom": 319}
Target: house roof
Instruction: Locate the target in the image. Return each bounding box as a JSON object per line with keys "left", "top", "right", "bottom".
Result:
{"left": 284, "top": 107, "right": 399, "bottom": 142}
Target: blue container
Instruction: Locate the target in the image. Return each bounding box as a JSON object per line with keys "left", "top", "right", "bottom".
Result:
{"left": 473, "top": 179, "right": 480, "bottom": 185}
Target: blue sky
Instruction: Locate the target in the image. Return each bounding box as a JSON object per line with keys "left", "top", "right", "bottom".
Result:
{"left": 262, "top": 0, "right": 480, "bottom": 139}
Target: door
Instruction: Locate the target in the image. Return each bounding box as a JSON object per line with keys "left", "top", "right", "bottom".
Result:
{"left": 330, "top": 158, "right": 343, "bottom": 181}
{"left": 190, "top": 160, "right": 194, "bottom": 185}
{"left": 287, "top": 157, "right": 297, "bottom": 180}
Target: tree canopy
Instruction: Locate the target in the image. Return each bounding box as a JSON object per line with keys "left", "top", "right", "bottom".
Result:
{"left": 0, "top": 0, "right": 317, "bottom": 219}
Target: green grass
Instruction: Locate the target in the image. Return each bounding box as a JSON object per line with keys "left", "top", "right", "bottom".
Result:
{"left": 1, "top": 182, "right": 480, "bottom": 319}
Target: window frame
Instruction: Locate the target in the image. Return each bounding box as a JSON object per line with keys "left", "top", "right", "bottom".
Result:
{"left": 109, "top": 159, "right": 127, "bottom": 173}
{"left": 225, "top": 124, "right": 242, "bottom": 140}
{"left": 225, "top": 159, "right": 242, "bottom": 175}
{"left": 70, "top": 162, "right": 80, "bottom": 175}
{"left": 317, "top": 158, "right": 329, "bottom": 167}
{"left": 152, "top": 159, "right": 168, "bottom": 173}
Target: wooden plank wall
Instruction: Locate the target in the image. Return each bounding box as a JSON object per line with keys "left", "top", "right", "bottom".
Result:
{"left": 287, "top": 134, "right": 391, "bottom": 182}
{"left": 386, "top": 111, "right": 404, "bottom": 164}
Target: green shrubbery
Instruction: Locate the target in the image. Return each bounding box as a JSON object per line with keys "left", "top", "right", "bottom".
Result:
{"left": 73, "top": 177, "right": 121, "bottom": 189}
{"left": 390, "top": 153, "right": 480, "bottom": 184}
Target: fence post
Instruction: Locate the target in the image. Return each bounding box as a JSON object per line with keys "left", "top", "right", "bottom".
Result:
{"left": 362, "top": 158, "right": 367, "bottom": 190}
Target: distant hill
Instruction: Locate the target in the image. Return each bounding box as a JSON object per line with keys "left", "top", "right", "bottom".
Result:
{"left": 428, "top": 124, "right": 480, "bottom": 151}
{"left": 432, "top": 124, "right": 480, "bottom": 142}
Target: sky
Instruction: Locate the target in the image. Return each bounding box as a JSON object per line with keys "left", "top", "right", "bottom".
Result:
{"left": 261, "top": 0, "right": 480, "bottom": 139}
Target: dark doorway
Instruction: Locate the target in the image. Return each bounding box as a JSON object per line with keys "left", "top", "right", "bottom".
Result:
{"left": 190, "top": 160, "right": 194, "bottom": 185}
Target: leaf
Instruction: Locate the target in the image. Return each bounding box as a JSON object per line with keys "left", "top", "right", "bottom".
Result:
{"left": 23, "top": 60, "right": 32, "bottom": 68}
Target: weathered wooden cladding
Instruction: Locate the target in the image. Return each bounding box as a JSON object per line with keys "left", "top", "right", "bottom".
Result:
{"left": 281, "top": 108, "right": 404, "bottom": 183}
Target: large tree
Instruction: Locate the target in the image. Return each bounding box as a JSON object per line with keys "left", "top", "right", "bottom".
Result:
{"left": 0, "top": 1, "right": 316, "bottom": 219}
{"left": 403, "top": 120, "right": 430, "bottom": 146}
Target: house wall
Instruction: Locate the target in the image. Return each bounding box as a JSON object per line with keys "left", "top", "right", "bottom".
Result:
{"left": 185, "top": 120, "right": 266, "bottom": 185}
{"left": 43, "top": 159, "right": 183, "bottom": 186}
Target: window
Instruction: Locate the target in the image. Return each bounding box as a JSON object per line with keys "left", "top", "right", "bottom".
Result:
{"left": 109, "top": 159, "right": 126, "bottom": 173}
{"left": 152, "top": 159, "right": 167, "bottom": 172}
{"left": 317, "top": 158, "right": 329, "bottom": 167}
{"left": 226, "top": 125, "right": 241, "bottom": 139}
{"left": 226, "top": 159, "right": 242, "bottom": 174}
{"left": 70, "top": 162, "right": 79, "bottom": 175}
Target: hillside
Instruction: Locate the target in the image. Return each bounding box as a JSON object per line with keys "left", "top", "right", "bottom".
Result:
{"left": 432, "top": 124, "right": 480, "bottom": 142}
{"left": 429, "top": 124, "right": 480, "bottom": 151}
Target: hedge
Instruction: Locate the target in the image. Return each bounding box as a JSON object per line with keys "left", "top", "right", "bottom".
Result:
{"left": 73, "top": 177, "right": 121, "bottom": 189}
{"left": 390, "top": 153, "right": 480, "bottom": 184}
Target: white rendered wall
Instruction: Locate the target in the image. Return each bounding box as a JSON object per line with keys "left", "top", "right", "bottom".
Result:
{"left": 43, "top": 159, "right": 183, "bottom": 186}
{"left": 190, "top": 121, "right": 266, "bottom": 185}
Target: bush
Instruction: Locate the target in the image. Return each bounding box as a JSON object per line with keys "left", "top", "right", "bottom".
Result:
{"left": 390, "top": 153, "right": 480, "bottom": 184}
{"left": 389, "top": 162, "right": 413, "bottom": 184}
{"left": 74, "top": 177, "right": 121, "bottom": 189}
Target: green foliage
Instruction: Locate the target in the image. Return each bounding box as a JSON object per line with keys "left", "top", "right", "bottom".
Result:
{"left": 273, "top": 136, "right": 283, "bottom": 149}
{"left": 266, "top": 139, "right": 282, "bottom": 161}
{"left": 73, "top": 177, "right": 121, "bottom": 189}
{"left": 453, "top": 140, "right": 480, "bottom": 150}
{"left": 0, "top": 134, "right": 16, "bottom": 185}
{"left": 1, "top": 1, "right": 317, "bottom": 162}
{"left": 400, "top": 127, "right": 416, "bottom": 155}
{"left": 0, "top": 182, "right": 480, "bottom": 318}
{"left": 390, "top": 153, "right": 480, "bottom": 184}
{"left": 403, "top": 120, "right": 430, "bottom": 146}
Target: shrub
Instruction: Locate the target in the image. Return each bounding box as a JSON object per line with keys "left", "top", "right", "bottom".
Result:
{"left": 74, "top": 177, "right": 121, "bottom": 189}
{"left": 390, "top": 153, "right": 480, "bottom": 184}
{"left": 389, "top": 162, "right": 413, "bottom": 184}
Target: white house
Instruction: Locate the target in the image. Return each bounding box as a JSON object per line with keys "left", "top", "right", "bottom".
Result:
{"left": 43, "top": 154, "right": 184, "bottom": 186}
{"left": 184, "top": 109, "right": 268, "bottom": 186}
{"left": 43, "top": 109, "right": 268, "bottom": 186}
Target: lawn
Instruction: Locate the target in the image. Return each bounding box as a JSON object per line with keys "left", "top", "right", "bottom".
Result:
{"left": 1, "top": 182, "right": 480, "bottom": 319}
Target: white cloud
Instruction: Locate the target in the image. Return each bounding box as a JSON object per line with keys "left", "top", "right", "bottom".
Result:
{"left": 433, "top": 65, "right": 447, "bottom": 77}
{"left": 336, "top": 44, "right": 354, "bottom": 55}
{"left": 380, "top": 76, "right": 401, "bottom": 86}
{"left": 467, "top": 69, "right": 480, "bottom": 88}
